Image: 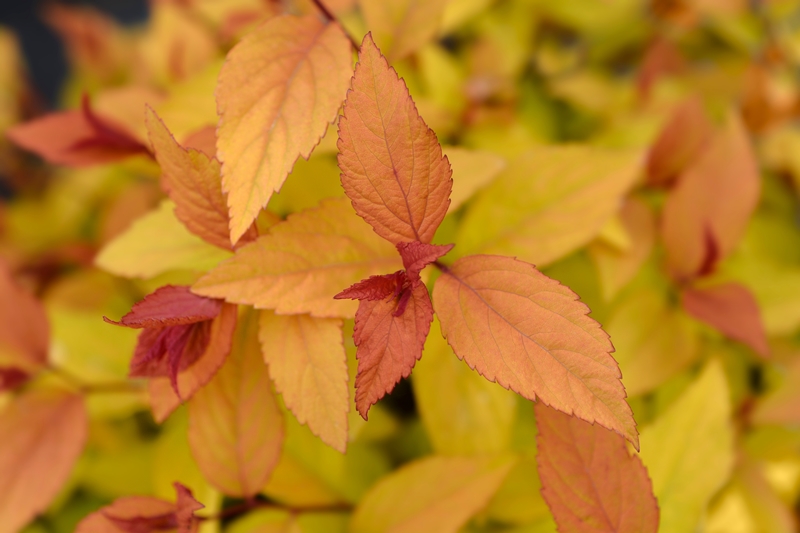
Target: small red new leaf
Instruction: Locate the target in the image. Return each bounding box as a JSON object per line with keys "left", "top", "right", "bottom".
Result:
{"left": 682, "top": 283, "right": 769, "bottom": 357}
{"left": 335, "top": 271, "right": 405, "bottom": 301}
{"left": 6, "top": 94, "right": 149, "bottom": 167}
{"left": 535, "top": 403, "right": 659, "bottom": 533}
{"left": 338, "top": 33, "right": 453, "bottom": 245}
{"left": 0, "top": 367, "right": 29, "bottom": 391}
{"left": 104, "top": 285, "right": 222, "bottom": 328}
{"left": 397, "top": 241, "right": 454, "bottom": 281}
{"left": 353, "top": 282, "right": 433, "bottom": 419}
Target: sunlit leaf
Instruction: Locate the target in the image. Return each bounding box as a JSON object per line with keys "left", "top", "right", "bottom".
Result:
{"left": 443, "top": 147, "right": 505, "bottom": 213}
{"left": 359, "top": 0, "right": 450, "bottom": 60}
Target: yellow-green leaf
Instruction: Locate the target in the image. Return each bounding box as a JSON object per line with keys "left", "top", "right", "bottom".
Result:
{"left": 359, "top": 0, "right": 450, "bottom": 61}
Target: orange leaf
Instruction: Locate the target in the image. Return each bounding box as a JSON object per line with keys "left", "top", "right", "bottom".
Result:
{"left": 188, "top": 309, "right": 284, "bottom": 497}
{"left": 432, "top": 255, "right": 638, "bottom": 449}
{"left": 661, "top": 111, "right": 760, "bottom": 280}
{"left": 646, "top": 96, "right": 713, "bottom": 187}
{"left": 148, "top": 302, "right": 238, "bottom": 423}
{"left": 145, "top": 108, "right": 257, "bottom": 251}
{"left": 0, "top": 259, "right": 49, "bottom": 372}
{"left": 535, "top": 403, "right": 659, "bottom": 533}
{"left": 338, "top": 33, "right": 453, "bottom": 245}
{"left": 216, "top": 14, "right": 352, "bottom": 244}
{"left": 0, "top": 389, "right": 87, "bottom": 533}
{"left": 352, "top": 282, "right": 433, "bottom": 419}
{"left": 259, "top": 312, "right": 349, "bottom": 452}
{"left": 682, "top": 283, "right": 769, "bottom": 357}
{"left": 6, "top": 94, "right": 149, "bottom": 167}
{"left": 192, "top": 198, "right": 400, "bottom": 318}
{"left": 75, "top": 483, "right": 204, "bottom": 533}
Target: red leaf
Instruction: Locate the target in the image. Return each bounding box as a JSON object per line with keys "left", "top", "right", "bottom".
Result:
{"left": 338, "top": 33, "right": 453, "bottom": 245}
{"left": 0, "top": 367, "right": 29, "bottom": 391}
{"left": 397, "top": 241, "right": 454, "bottom": 282}
{"left": 535, "top": 403, "right": 659, "bottom": 533}
{"left": 433, "top": 255, "right": 638, "bottom": 449}
{"left": 6, "top": 94, "right": 149, "bottom": 167}
{"left": 646, "top": 96, "right": 713, "bottom": 187}
{"left": 354, "top": 282, "right": 433, "bottom": 418}
{"left": 682, "top": 283, "right": 769, "bottom": 357}
{"left": 77, "top": 483, "right": 203, "bottom": 533}
{"left": 105, "top": 285, "right": 222, "bottom": 328}
{"left": 335, "top": 271, "right": 406, "bottom": 301}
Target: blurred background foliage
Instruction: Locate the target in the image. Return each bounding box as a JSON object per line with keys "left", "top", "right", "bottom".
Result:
{"left": 3, "top": 0, "right": 800, "bottom": 532}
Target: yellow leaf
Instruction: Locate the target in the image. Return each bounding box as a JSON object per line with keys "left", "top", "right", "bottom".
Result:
{"left": 192, "top": 198, "right": 400, "bottom": 318}
{"left": 216, "top": 14, "right": 352, "bottom": 243}
{"left": 350, "top": 455, "right": 515, "bottom": 533}
{"left": 412, "top": 316, "right": 517, "bottom": 455}
{"left": 639, "top": 359, "right": 735, "bottom": 533}
{"left": 155, "top": 59, "right": 223, "bottom": 143}
{"left": 259, "top": 311, "right": 349, "bottom": 452}
{"left": 359, "top": 0, "right": 450, "bottom": 60}
{"left": 444, "top": 147, "right": 506, "bottom": 213}
{"left": 95, "top": 200, "right": 232, "bottom": 279}
{"left": 456, "top": 146, "right": 642, "bottom": 267}
{"left": 606, "top": 287, "right": 700, "bottom": 397}
{"left": 266, "top": 155, "right": 344, "bottom": 218}
{"left": 188, "top": 309, "right": 284, "bottom": 497}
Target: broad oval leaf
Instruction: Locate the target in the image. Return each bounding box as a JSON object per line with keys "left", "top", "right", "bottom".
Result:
{"left": 432, "top": 254, "right": 638, "bottom": 448}
{"left": 350, "top": 455, "right": 515, "bottom": 533}
{"left": 359, "top": 0, "right": 450, "bottom": 61}
{"left": 352, "top": 282, "right": 433, "bottom": 419}
{"left": 456, "top": 146, "right": 642, "bottom": 267}
{"left": 188, "top": 309, "right": 284, "bottom": 497}
{"left": 661, "top": 111, "right": 760, "bottom": 280}
{"left": 259, "top": 311, "right": 349, "bottom": 452}
{"left": 96, "top": 200, "right": 232, "bottom": 279}
{"left": 682, "top": 282, "right": 769, "bottom": 357}
{"left": 145, "top": 108, "right": 257, "bottom": 250}
{"left": 0, "top": 389, "right": 88, "bottom": 533}
{"left": 535, "top": 402, "right": 659, "bottom": 533}
{"left": 338, "top": 33, "right": 453, "bottom": 245}
{"left": 412, "top": 315, "right": 517, "bottom": 455}
{"left": 217, "top": 14, "right": 353, "bottom": 243}
{"left": 444, "top": 146, "right": 506, "bottom": 213}
{"left": 639, "top": 359, "right": 734, "bottom": 533}
{"left": 192, "top": 198, "right": 400, "bottom": 318}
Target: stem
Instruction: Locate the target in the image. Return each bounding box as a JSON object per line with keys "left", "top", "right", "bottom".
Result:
{"left": 432, "top": 260, "right": 449, "bottom": 272}
{"left": 47, "top": 365, "right": 144, "bottom": 394}
{"left": 198, "top": 500, "right": 351, "bottom": 521}
{"left": 310, "top": 0, "right": 361, "bottom": 51}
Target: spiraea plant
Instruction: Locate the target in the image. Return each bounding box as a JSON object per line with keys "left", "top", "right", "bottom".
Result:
{"left": 2, "top": 0, "right": 799, "bottom": 532}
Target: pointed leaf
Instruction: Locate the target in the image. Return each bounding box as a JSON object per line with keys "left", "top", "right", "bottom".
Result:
{"left": 662, "top": 111, "right": 760, "bottom": 280}
{"left": 359, "top": 0, "right": 450, "bottom": 61}
{"left": 217, "top": 14, "right": 352, "bottom": 243}
{"left": 413, "top": 315, "right": 517, "bottom": 454}
{"left": 432, "top": 254, "right": 638, "bottom": 448}
{"left": 192, "top": 198, "right": 400, "bottom": 318}
{"left": 646, "top": 96, "right": 714, "bottom": 187}
{"left": 353, "top": 282, "right": 433, "bottom": 418}
{"left": 259, "top": 311, "right": 349, "bottom": 452}
{"left": 0, "top": 260, "right": 49, "bottom": 370}
{"left": 188, "top": 309, "right": 284, "bottom": 497}
{"left": 6, "top": 95, "right": 149, "bottom": 166}
{"left": 335, "top": 271, "right": 404, "bottom": 302}
{"left": 0, "top": 389, "right": 87, "bottom": 533}
{"left": 338, "top": 34, "right": 453, "bottom": 245}
{"left": 535, "top": 403, "right": 659, "bottom": 533}
{"left": 105, "top": 285, "right": 222, "bottom": 328}
{"left": 397, "top": 242, "right": 454, "bottom": 282}
{"left": 149, "top": 303, "right": 238, "bottom": 423}
{"left": 350, "top": 455, "right": 515, "bottom": 533}
{"left": 96, "top": 200, "right": 232, "bottom": 279}
{"left": 457, "top": 147, "right": 642, "bottom": 267}
{"left": 145, "top": 108, "right": 257, "bottom": 250}
{"left": 682, "top": 282, "right": 769, "bottom": 357}
{"left": 639, "top": 359, "right": 734, "bottom": 533}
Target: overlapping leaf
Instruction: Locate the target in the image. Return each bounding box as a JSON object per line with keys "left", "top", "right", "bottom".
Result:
{"left": 0, "top": 389, "right": 88, "bottom": 533}
{"left": 338, "top": 33, "right": 453, "bottom": 245}
{"left": 192, "top": 198, "right": 400, "bottom": 318}
{"left": 188, "top": 309, "right": 284, "bottom": 497}
{"left": 0, "top": 260, "right": 49, "bottom": 375}
{"left": 259, "top": 311, "right": 349, "bottom": 452}
{"left": 456, "top": 146, "right": 642, "bottom": 267}
{"left": 359, "top": 0, "right": 451, "bottom": 61}
{"left": 432, "top": 254, "right": 638, "bottom": 448}
{"left": 145, "top": 108, "right": 257, "bottom": 250}
{"left": 216, "top": 14, "right": 353, "bottom": 243}
{"left": 535, "top": 403, "right": 659, "bottom": 533}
